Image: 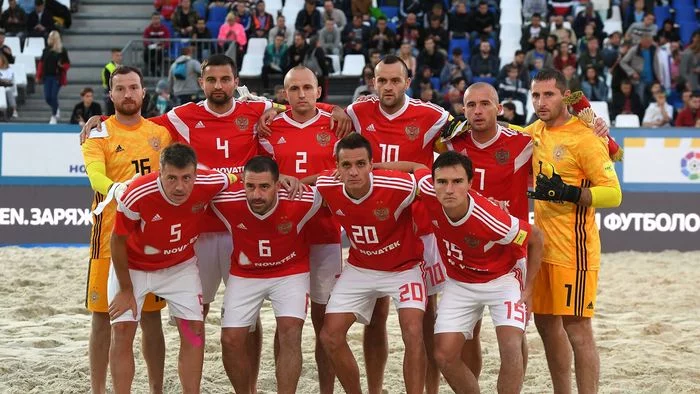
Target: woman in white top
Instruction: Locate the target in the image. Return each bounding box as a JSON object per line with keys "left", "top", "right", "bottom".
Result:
{"left": 397, "top": 40, "right": 417, "bottom": 78}
{"left": 0, "top": 54, "right": 17, "bottom": 119}
{"left": 642, "top": 89, "right": 674, "bottom": 127}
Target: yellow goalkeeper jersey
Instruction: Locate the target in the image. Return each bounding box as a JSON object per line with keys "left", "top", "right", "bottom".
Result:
{"left": 81, "top": 116, "right": 172, "bottom": 259}
{"left": 524, "top": 116, "right": 620, "bottom": 270}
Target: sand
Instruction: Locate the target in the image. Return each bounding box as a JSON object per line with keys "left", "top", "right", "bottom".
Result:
{"left": 0, "top": 247, "right": 699, "bottom": 393}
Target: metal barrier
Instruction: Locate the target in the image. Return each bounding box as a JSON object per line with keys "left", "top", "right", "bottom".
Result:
{"left": 121, "top": 38, "right": 234, "bottom": 81}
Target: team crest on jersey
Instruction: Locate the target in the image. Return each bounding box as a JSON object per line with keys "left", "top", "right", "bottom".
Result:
{"left": 316, "top": 131, "right": 331, "bottom": 147}
{"left": 191, "top": 202, "right": 206, "bottom": 213}
{"left": 235, "top": 116, "right": 249, "bottom": 130}
{"left": 405, "top": 125, "right": 420, "bottom": 141}
{"left": 148, "top": 137, "right": 162, "bottom": 152}
{"left": 277, "top": 220, "right": 293, "bottom": 235}
{"left": 495, "top": 149, "right": 510, "bottom": 165}
{"left": 553, "top": 145, "right": 566, "bottom": 161}
{"left": 90, "top": 291, "right": 99, "bottom": 303}
{"left": 373, "top": 207, "right": 390, "bottom": 221}
{"left": 464, "top": 235, "right": 481, "bottom": 248}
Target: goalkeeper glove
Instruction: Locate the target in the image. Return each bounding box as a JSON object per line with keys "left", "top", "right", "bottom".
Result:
{"left": 440, "top": 116, "right": 470, "bottom": 140}
{"left": 527, "top": 161, "right": 581, "bottom": 203}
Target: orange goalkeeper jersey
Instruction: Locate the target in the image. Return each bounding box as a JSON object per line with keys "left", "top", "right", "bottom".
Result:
{"left": 81, "top": 116, "right": 172, "bottom": 260}
{"left": 525, "top": 116, "right": 620, "bottom": 270}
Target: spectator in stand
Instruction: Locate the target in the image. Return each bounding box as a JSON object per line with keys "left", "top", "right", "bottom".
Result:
{"left": 394, "top": 12, "right": 423, "bottom": 54}
{"left": 143, "top": 12, "right": 171, "bottom": 76}
{"left": 551, "top": 14, "right": 576, "bottom": 46}
{"left": 171, "top": 0, "right": 199, "bottom": 37}
{"left": 262, "top": 33, "right": 288, "bottom": 88}
{"left": 419, "top": 81, "right": 438, "bottom": 103}
{"left": 352, "top": 66, "right": 375, "bottom": 101}
{"left": 217, "top": 12, "right": 247, "bottom": 60}
{"left": 680, "top": 30, "right": 699, "bottom": 91}
{"left": 670, "top": 49, "right": 682, "bottom": 86}
{"left": 302, "top": 37, "right": 330, "bottom": 100}
{"left": 469, "top": 1, "right": 496, "bottom": 41}
{"left": 410, "top": 66, "right": 434, "bottom": 96}
{"left": 449, "top": 1, "right": 470, "bottom": 39}
{"left": 602, "top": 31, "right": 622, "bottom": 68}
{"left": 296, "top": 0, "right": 321, "bottom": 38}
{"left": 577, "top": 23, "right": 596, "bottom": 54}
{"left": 498, "top": 101, "right": 526, "bottom": 126}
{"left": 154, "top": 0, "right": 177, "bottom": 20}
{"left": 398, "top": 40, "right": 417, "bottom": 77}
{"left": 578, "top": 36, "right": 605, "bottom": 76}
{"left": 273, "top": 84, "right": 287, "bottom": 104}
{"left": 322, "top": 0, "right": 347, "bottom": 31}
{"left": 562, "top": 63, "right": 581, "bottom": 92}
{"left": 440, "top": 47, "right": 472, "bottom": 88}
{"left": 27, "top": 0, "right": 55, "bottom": 40}
{"left": 287, "top": 31, "right": 309, "bottom": 69}
{"left": 623, "top": 0, "right": 648, "bottom": 33}
{"left": 417, "top": 37, "right": 446, "bottom": 76}
{"left": 611, "top": 79, "right": 644, "bottom": 121}
{"left": 70, "top": 87, "right": 102, "bottom": 126}
{"left": 233, "top": 2, "right": 252, "bottom": 33}
{"left": 642, "top": 89, "right": 674, "bottom": 127}
{"left": 351, "top": 0, "right": 371, "bottom": 17}
{"left": 0, "top": 53, "right": 17, "bottom": 119}
{"left": 342, "top": 14, "right": 370, "bottom": 48}
{"left": 1, "top": 0, "right": 27, "bottom": 45}
{"left": 369, "top": 16, "right": 396, "bottom": 55}
{"left": 522, "top": 0, "right": 547, "bottom": 21}
{"left": 191, "top": 18, "right": 214, "bottom": 60}
{"left": 553, "top": 41, "right": 576, "bottom": 71}
{"left": 343, "top": 37, "right": 365, "bottom": 58}
{"left": 572, "top": 3, "right": 602, "bottom": 41}
{"left": 399, "top": 0, "right": 423, "bottom": 20}
{"left": 425, "top": 15, "right": 449, "bottom": 53}
{"left": 168, "top": 45, "right": 202, "bottom": 104}
{"left": 625, "top": 13, "right": 657, "bottom": 46}
{"left": 367, "top": 48, "right": 381, "bottom": 69}
{"left": 145, "top": 79, "right": 176, "bottom": 117}
{"left": 424, "top": 3, "right": 448, "bottom": 30}
{"left": 658, "top": 19, "right": 680, "bottom": 43}
{"left": 0, "top": 30, "right": 16, "bottom": 64}
{"left": 520, "top": 13, "right": 549, "bottom": 52}
{"left": 319, "top": 19, "right": 341, "bottom": 56}
{"left": 498, "top": 49, "right": 530, "bottom": 85}
{"left": 656, "top": 36, "right": 675, "bottom": 92}
{"left": 498, "top": 64, "right": 528, "bottom": 105}
{"left": 38, "top": 30, "right": 68, "bottom": 124}
{"left": 548, "top": 0, "right": 574, "bottom": 18}
{"left": 442, "top": 86, "right": 463, "bottom": 114}
{"left": 470, "top": 40, "right": 499, "bottom": 84}
{"left": 581, "top": 65, "right": 608, "bottom": 102}
{"left": 269, "top": 15, "right": 293, "bottom": 47}
{"left": 101, "top": 48, "right": 121, "bottom": 115}
{"left": 675, "top": 91, "right": 700, "bottom": 127}
{"left": 545, "top": 34, "right": 559, "bottom": 54}
{"left": 620, "top": 34, "right": 661, "bottom": 104}
{"left": 524, "top": 36, "right": 553, "bottom": 70}
{"left": 250, "top": 0, "right": 274, "bottom": 38}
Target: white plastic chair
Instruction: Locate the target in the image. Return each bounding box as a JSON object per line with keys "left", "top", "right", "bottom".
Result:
{"left": 0, "top": 86, "right": 7, "bottom": 111}
{"left": 502, "top": 99, "right": 525, "bottom": 116}
{"left": 246, "top": 38, "right": 268, "bottom": 55}
{"left": 239, "top": 55, "right": 264, "bottom": 77}
{"left": 9, "top": 64, "right": 27, "bottom": 88}
{"left": 590, "top": 101, "right": 611, "bottom": 126}
{"left": 23, "top": 37, "right": 45, "bottom": 59}
{"left": 614, "top": 114, "right": 641, "bottom": 127}
{"left": 5, "top": 36, "right": 21, "bottom": 58}
{"left": 610, "top": 5, "right": 622, "bottom": 21}
{"left": 499, "top": 23, "right": 522, "bottom": 46}
{"left": 282, "top": 7, "right": 302, "bottom": 29}
{"left": 327, "top": 54, "right": 341, "bottom": 77}
{"left": 341, "top": 54, "right": 365, "bottom": 76}
{"left": 15, "top": 54, "right": 36, "bottom": 77}
{"left": 604, "top": 20, "right": 622, "bottom": 36}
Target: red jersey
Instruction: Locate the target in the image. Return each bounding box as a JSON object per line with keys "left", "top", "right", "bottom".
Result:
{"left": 444, "top": 125, "right": 533, "bottom": 220}
{"left": 151, "top": 99, "right": 272, "bottom": 233}
{"left": 211, "top": 184, "right": 322, "bottom": 278}
{"left": 259, "top": 109, "right": 340, "bottom": 244}
{"left": 114, "top": 169, "right": 230, "bottom": 271}
{"left": 346, "top": 96, "right": 449, "bottom": 236}
{"left": 415, "top": 169, "right": 530, "bottom": 283}
{"left": 316, "top": 169, "right": 423, "bottom": 272}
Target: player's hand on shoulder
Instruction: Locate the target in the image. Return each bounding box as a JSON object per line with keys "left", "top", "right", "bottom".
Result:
{"left": 487, "top": 197, "right": 509, "bottom": 213}
{"left": 592, "top": 117, "right": 609, "bottom": 137}
{"left": 256, "top": 108, "right": 277, "bottom": 138}
{"left": 330, "top": 105, "right": 352, "bottom": 139}
{"left": 279, "top": 174, "right": 305, "bottom": 200}
{"left": 80, "top": 115, "right": 105, "bottom": 145}
{"left": 108, "top": 289, "right": 137, "bottom": 320}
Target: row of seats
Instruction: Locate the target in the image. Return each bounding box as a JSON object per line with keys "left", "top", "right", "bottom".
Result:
{"left": 4, "top": 36, "right": 45, "bottom": 59}
{"left": 0, "top": 0, "right": 70, "bottom": 12}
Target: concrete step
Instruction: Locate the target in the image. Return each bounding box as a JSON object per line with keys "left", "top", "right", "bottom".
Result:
{"left": 67, "top": 65, "right": 104, "bottom": 84}
{"left": 82, "top": 0, "right": 153, "bottom": 4}
{"left": 63, "top": 49, "right": 113, "bottom": 64}
{"left": 71, "top": 18, "right": 151, "bottom": 31}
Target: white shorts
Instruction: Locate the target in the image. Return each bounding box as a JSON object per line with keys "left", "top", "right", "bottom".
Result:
{"left": 435, "top": 259, "right": 527, "bottom": 339}
{"left": 421, "top": 234, "right": 446, "bottom": 296}
{"left": 108, "top": 257, "right": 203, "bottom": 324}
{"left": 309, "top": 243, "right": 342, "bottom": 305}
{"left": 194, "top": 232, "right": 233, "bottom": 304}
{"left": 221, "top": 272, "right": 310, "bottom": 328}
{"left": 326, "top": 263, "right": 426, "bottom": 325}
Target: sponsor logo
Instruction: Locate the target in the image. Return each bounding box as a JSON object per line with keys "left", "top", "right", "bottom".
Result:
{"left": 277, "top": 136, "right": 287, "bottom": 144}
{"left": 195, "top": 121, "right": 205, "bottom": 128}
{"left": 115, "top": 144, "right": 124, "bottom": 153}
{"left": 235, "top": 116, "right": 250, "bottom": 130}
{"left": 405, "top": 125, "right": 420, "bottom": 141}
{"left": 316, "top": 132, "right": 331, "bottom": 147}
{"left": 681, "top": 151, "right": 699, "bottom": 180}
{"left": 431, "top": 220, "right": 439, "bottom": 228}
{"left": 366, "top": 123, "right": 376, "bottom": 132}
{"left": 237, "top": 223, "right": 247, "bottom": 230}
{"left": 151, "top": 214, "right": 162, "bottom": 222}
{"left": 587, "top": 302, "right": 594, "bottom": 310}
{"left": 335, "top": 209, "right": 345, "bottom": 216}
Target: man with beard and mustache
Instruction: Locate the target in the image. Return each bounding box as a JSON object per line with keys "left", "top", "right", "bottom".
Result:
{"left": 81, "top": 65, "right": 171, "bottom": 394}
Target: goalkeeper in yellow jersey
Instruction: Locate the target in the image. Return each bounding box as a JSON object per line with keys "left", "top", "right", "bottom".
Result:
{"left": 526, "top": 69, "right": 621, "bottom": 394}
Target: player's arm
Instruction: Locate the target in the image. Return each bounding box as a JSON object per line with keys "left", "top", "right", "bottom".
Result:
{"left": 372, "top": 161, "right": 428, "bottom": 173}
{"left": 108, "top": 215, "right": 137, "bottom": 320}
{"left": 519, "top": 225, "right": 544, "bottom": 306}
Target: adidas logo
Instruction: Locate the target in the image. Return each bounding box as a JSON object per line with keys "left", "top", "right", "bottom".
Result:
{"left": 115, "top": 145, "right": 124, "bottom": 153}
{"left": 237, "top": 223, "right": 247, "bottom": 230}
{"left": 587, "top": 302, "right": 594, "bottom": 310}
{"left": 277, "top": 136, "right": 287, "bottom": 144}
{"left": 335, "top": 209, "right": 345, "bottom": 216}
{"left": 152, "top": 214, "right": 162, "bottom": 222}
{"left": 431, "top": 220, "right": 439, "bottom": 227}
{"left": 366, "top": 124, "right": 376, "bottom": 132}
{"left": 195, "top": 121, "right": 205, "bottom": 128}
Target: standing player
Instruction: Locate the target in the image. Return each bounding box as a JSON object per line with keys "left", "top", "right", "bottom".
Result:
{"left": 527, "top": 69, "right": 622, "bottom": 394}
{"left": 412, "top": 151, "right": 544, "bottom": 394}
{"left": 312, "top": 133, "right": 427, "bottom": 394}
{"left": 345, "top": 55, "right": 450, "bottom": 394}
{"left": 108, "top": 143, "right": 231, "bottom": 394}
{"left": 81, "top": 65, "right": 170, "bottom": 394}
{"left": 258, "top": 65, "right": 341, "bottom": 394}
{"left": 210, "top": 156, "right": 321, "bottom": 394}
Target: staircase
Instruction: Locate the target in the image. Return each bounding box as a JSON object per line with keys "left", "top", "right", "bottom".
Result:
{"left": 16, "top": 0, "right": 153, "bottom": 123}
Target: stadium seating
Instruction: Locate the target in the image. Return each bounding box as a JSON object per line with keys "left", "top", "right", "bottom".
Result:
{"left": 266, "top": 0, "right": 283, "bottom": 13}
{"left": 499, "top": 23, "right": 522, "bottom": 47}
{"left": 14, "top": 55, "right": 35, "bottom": 78}
{"left": 615, "top": 114, "right": 641, "bottom": 127}
{"left": 327, "top": 54, "right": 341, "bottom": 77}
{"left": 448, "top": 38, "right": 470, "bottom": 61}
{"left": 208, "top": 6, "right": 229, "bottom": 22}
{"left": 380, "top": 6, "right": 399, "bottom": 20}
{"left": 5, "top": 37, "right": 21, "bottom": 58}
{"left": 679, "top": 22, "right": 699, "bottom": 46}
{"left": 10, "top": 64, "right": 27, "bottom": 90}
{"left": 526, "top": 93, "right": 535, "bottom": 122}
{"left": 590, "top": 101, "right": 611, "bottom": 126}
{"left": 206, "top": 21, "right": 223, "bottom": 38}
{"left": 193, "top": 1, "right": 207, "bottom": 19}
{"left": 604, "top": 20, "right": 622, "bottom": 36}
{"left": 247, "top": 38, "right": 268, "bottom": 55}
{"left": 654, "top": 6, "right": 671, "bottom": 29}
{"left": 502, "top": 99, "right": 524, "bottom": 115}
{"left": 341, "top": 54, "right": 365, "bottom": 76}
{"left": 22, "top": 37, "right": 44, "bottom": 59}
{"left": 239, "top": 55, "right": 264, "bottom": 77}
{"left": 499, "top": 6, "right": 521, "bottom": 25}
{"left": 430, "top": 77, "right": 441, "bottom": 91}
{"left": 610, "top": 5, "right": 621, "bottom": 21}
{"left": 282, "top": 7, "right": 302, "bottom": 30}
{"left": 0, "top": 87, "right": 7, "bottom": 111}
